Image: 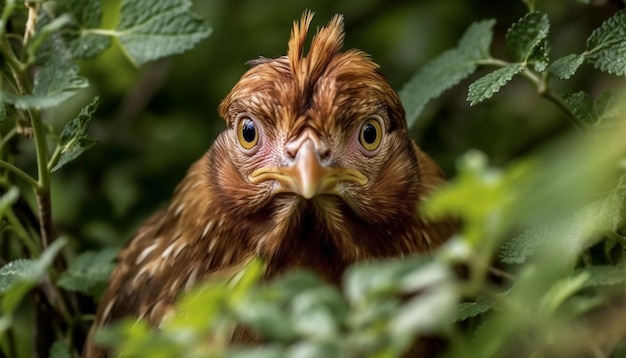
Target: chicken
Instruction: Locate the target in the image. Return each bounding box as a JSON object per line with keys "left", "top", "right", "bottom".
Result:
{"left": 84, "top": 11, "right": 456, "bottom": 357}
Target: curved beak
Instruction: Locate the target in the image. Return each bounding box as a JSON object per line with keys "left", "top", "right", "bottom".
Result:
{"left": 248, "top": 137, "right": 367, "bottom": 199}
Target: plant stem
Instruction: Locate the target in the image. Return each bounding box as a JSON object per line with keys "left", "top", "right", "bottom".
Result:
{"left": 478, "top": 58, "right": 584, "bottom": 131}
{"left": 0, "top": 160, "right": 39, "bottom": 188}
{"left": 25, "top": 107, "right": 55, "bottom": 248}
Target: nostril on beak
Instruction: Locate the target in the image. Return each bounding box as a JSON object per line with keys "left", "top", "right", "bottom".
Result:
{"left": 317, "top": 143, "right": 331, "bottom": 163}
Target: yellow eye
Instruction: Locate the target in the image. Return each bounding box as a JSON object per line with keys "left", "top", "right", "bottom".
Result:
{"left": 359, "top": 118, "right": 383, "bottom": 151}
{"left": 237, "top": 117, "right": 258, "bottom": 150}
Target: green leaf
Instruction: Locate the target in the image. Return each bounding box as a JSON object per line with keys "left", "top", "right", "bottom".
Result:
{"left": 506, "top": 12, "right": 550, "bottom": 62}
{"left": 454, "top": 300, "right": 492, "bottom": 322}
{"left": 400, "top": 19, "right": 495, "bottom": 128}
{"left": 49, "top": 340, "right": 72, "bottom": 358}
{"left": 467, "top": 64, "right": 523, "bottom": 106}
{"left": 0, "top": 238, "right": 66, "bottom": 313}
{"left": 564, "top": 90, "right": 626, "bottom": 125}
{"left": 2, "top": 48, "right": 88, "bottom": 109}
{"left": 457, "top": 19, "right": 498, "bottom": 60}
{"left": 116, "top": 0, "right": 212, "bottom": 66}
{"left": 0, "top": 260, "right": 38, "bottom": 294}
{"left": 540, "top": 272, "right": 589, "bottom": 314}
{"left": 57, "top": 248, "right": 118, "bottom": 293}
{"left": 0, "top": 187, "right": 19, "bottom": 215}
{"left": 55, "top": 0, "right": 112, "bottom": 58}
{"left": 586, "top": 9, "right": 626, "bottom": 76}
{"left": 500, "top": 175, "right": 626, "bottom": 264}
{"left": 577, "top": 264, "right": 626, "bottom": 287}
{"left": 564, "top": 91, "right": 594, "bottom": 124}
{"left": 528, "top": 39, "right": 549, "bottom": 72}
{"left": 52, "top": 96, "right": 100, "bottom": 172}
{"left": 549, "top": 54, "right": 585, "bottom": 79}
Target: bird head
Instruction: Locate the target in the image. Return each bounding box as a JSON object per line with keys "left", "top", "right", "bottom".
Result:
{"left": 213, "top": 11, "right": 425, "bottom": 228}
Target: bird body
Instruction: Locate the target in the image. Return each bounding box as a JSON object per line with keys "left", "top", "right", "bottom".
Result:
{"left": 84, "top": 11, "right": 455, "bottom": 357}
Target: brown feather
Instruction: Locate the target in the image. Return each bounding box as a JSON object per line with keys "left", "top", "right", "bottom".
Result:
{"left": 84, "top": 11, "right": 456, "bottom": 357}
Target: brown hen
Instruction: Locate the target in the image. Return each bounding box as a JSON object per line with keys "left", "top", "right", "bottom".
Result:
{"left": 84, "top": 11, "right": 456, "bottom": 357}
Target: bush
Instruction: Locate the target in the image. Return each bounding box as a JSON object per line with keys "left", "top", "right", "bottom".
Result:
{"left": 0, "top": 0, "right": 625, "bottom": 357}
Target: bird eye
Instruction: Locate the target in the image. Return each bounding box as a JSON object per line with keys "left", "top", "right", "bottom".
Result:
{"left": 359, "top": 118, "right": 383, "bottom": 152}
{"left": 237, "top": 117, "right": 259, "bottom": 150}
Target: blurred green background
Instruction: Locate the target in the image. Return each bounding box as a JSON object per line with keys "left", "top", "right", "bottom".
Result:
{"left": 15, "top": 0, "right": 620, "bottom": 252}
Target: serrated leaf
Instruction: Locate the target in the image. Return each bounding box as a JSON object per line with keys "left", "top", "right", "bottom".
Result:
{"left": 54, "top": 0, "right": 112, "bottom": 58}
{"left": 467, "top": 64, "right": 523, "bottom": 106}
{"left": 549, "top": 54, "right": 585, "bottom": 79}
{"left": 49, "top": 340, "right": 72, "bottom": 358}
{"left": 52, "top": 96, "right": 99, "bottom": 172}
{"left": 586, "top": 9, "right": 626, "bottom": 76}
{"left": 2, "top": 50, "right": 88, "bottom": 109}
{"left": 564, "top": 90, "right": 626, "bottom": 125}
{"left": 529, "top": 39, "right": 549, "bottom": 72}
{"left": 506, "top": 12, "right": 550, "bottom": 62}
{"left": 116, "top": 0, "right": 212, "bottom": 66}
{"left": 57, "top": 248, "right": 118, "bottom": 293}
{"left": 400, "top": 19, "right": 496, "bottom": 128}
{"left": 564, "top": 91, "right": 595, "bottom": 124}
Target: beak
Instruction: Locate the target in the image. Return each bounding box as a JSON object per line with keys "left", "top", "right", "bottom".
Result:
{"left": 248, "top": 137, "right": 367, "bottom": 199}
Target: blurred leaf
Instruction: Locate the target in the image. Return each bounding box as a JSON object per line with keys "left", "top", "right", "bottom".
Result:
{"left": 57, "top": 248, "right": 118, "bottom": 293}
{"left": 2, "top": 55, "right": 88, "bottom": 110}
{"left": 577, "top": 263, "right": 626, "bottom": 287}
{"left": 400, "top": 19, "right": 496, "bottom": 127}
{"left": 0, "top": 186, "right": 19, "bottom": 215}
{"left": 0, "top": 238, "right": 66, "bottom": 313}
{"left": 285, "top": 342, "right": 341, "bottom": 358}
{"left": 454, "top": 300, "right": 492, "bottom": 322}
{"left": 55, "top": 0, "right": 112, "bottom": 58}
{"left": 389, "top": 265, "right": 455, "bottom": 335}
{"left": 549, "top": 54, "right": 585, "bottom": 79}
{"left": 586, "top": 9, "right": 626, "bottom": 76}
{"left": 52, "top": 96, "right": 99, "bottom": 172}
{"left": 27, "top": 14, "right": 73, "bottom": 64}
{"left": 49, "top": 340, "right": 72, "bottom": 358}
{"left": 540, "top": 272, "right": 589, "bottom": 314}
{"left": 344, "top": 256, "right": 428, "bottom": 305}
{"left": 467, "top": 64, "right": 524, "bottom": 105}
{"left": 500, "top": 175, "right": 626, "bottom": 264}
{"left": 506, "top": 12, "right": 550, "bottom": 62}
{"left": 116, "top": 0, "right": 212, "bottom": 66}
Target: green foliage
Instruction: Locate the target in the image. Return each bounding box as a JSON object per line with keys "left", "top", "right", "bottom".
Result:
{"left": 505, "top": 11, "right": 549, "bottom": 62}
{"left": 2, "top": 1, "right": 626, "bottom": 358}
{"left": 117, "top": 0, "right": 213, "bottom": 66}
{"left": 56, "top": 247, "right": 118, "bottom": 293}
{"left": 51, "top": 96, "right": 99, "bottom": 172}
{"left": 586, "top": 9, "right": 626, "bottom": 75}
{"left": 399, "top": 19, "right": 495, "bottom": 126}
{"left": 0, "top": 0, "right": 210, "bottom": 356}
{"left": 467, "top": 64, "right": 523, "bottom": 105}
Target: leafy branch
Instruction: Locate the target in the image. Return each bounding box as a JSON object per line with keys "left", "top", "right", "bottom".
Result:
{"left": 0, "top": 0, "right": 211, "bottom": 356}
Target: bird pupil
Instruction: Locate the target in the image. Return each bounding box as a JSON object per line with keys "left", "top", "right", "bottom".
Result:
{"left": 242, "top": 120, "right": 256, "bottom": 142}
{"left": 363, "top": 123, "right": 377, "bottom": 144}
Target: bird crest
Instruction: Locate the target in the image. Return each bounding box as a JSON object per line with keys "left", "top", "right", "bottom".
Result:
{"left": 287, "top": 11, "right": 345, "bottom": 103}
